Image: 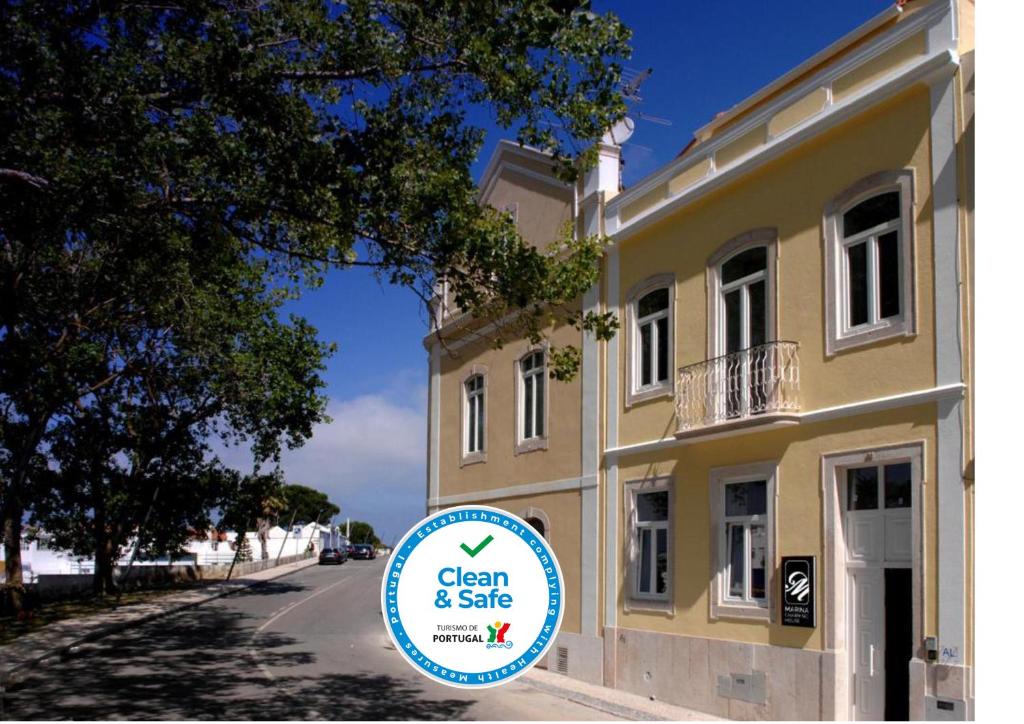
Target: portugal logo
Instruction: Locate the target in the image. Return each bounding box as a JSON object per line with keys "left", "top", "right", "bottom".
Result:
{"left": 486, "top": 621, "right": 512, "bottom": 649}
{"left": 381, "top": 506, "right": 564, "bottom": 688}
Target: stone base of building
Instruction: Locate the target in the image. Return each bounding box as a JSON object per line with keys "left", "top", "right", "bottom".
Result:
{"left": 599, "top": 627, "right": 973, "bottom": 720}
{"left": 537, "top": 631, "right": 605, "bottom": 685}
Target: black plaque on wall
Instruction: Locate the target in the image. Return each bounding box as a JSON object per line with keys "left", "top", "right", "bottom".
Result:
{"left": 781, "top": 556, "right": 816, "bottom": 628}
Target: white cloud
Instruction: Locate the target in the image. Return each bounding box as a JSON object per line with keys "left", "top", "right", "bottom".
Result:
{"left": 212, "top": 379, "right": 428, "bottom": 543}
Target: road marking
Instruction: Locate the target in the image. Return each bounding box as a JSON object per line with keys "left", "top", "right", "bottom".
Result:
{"left": 255, "top": 574, "right": 351, "bottom": 633}
{"left": 245, "top": 560, "right": 385, "bottom": 717}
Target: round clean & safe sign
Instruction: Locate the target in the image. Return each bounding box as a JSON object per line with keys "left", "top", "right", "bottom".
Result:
{"left": 380, "top": 505, "right": 564, "bottom": 688}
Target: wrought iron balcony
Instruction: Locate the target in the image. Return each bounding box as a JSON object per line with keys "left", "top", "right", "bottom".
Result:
{"left": 675, "top": 341, "right": 800, "bottom": 436}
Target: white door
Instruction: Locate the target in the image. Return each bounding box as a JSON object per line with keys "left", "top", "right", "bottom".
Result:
{"left": 849, "top": 567, "right": 885, "bottom": 720}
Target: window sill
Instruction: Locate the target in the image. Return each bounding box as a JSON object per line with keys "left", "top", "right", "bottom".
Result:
{"left": 626, "top": 596, "right": 674, "bottom": 615}
{"left": 711, "top": 601, "right": 771, "bottom": 622}
{"left": 515, "top": 437, "right": 549, "bottom": 455}
{"left": 625, "top": 383, "right": 674, "bottom": 408}
{"left": 827, "top": 320, "right": 915, "bottom": 357}
{"left": 460, "top": 452, "right": 487, "bottom": 467}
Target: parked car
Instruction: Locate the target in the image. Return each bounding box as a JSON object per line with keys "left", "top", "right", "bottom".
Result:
{"left": 351, "top": 544, "right": 375, "bottom": 560}
{"left": 318, "top": 547, "right": 347, "bottom": 565}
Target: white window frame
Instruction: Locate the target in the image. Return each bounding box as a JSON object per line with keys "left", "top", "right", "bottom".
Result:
{"left": 460, "top": 366, "right": 487, "bottom": 466}
{"left": 624, "top": 274, "right": 675, "bottom": 407}
{"left": 706, "top": 228, "right": 778, "bottom": 360}
{"left": 514, "top": 347, "right": 548, "bottom": 454}
{"left": 518, "top": 505, "right": 551, "bottom": 541}
{"left": 710, "top": 461, "right": 777, "bottom": 621}
{"left": 625, "top": 476, "right": 674, "bottom": 611}
{"left": 823, "top": 170, "right": 916, "bottom": 356}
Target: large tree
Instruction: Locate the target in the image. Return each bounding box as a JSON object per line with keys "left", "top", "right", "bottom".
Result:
{"left": 30, "top": 302, "right": 329, "bottom": 593}
{"left": 0, "top": 0, "right": 630, "bottom": 609}
{"left": 343, "top": 520, "right": 381, "bottom": 547}
{"left": 280, "top": 483, "right": 341, "bottom": 525}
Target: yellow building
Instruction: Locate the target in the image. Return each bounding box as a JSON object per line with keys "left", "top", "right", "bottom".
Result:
{"left": 423, "top": 0, "right": 974, "bottom": 719}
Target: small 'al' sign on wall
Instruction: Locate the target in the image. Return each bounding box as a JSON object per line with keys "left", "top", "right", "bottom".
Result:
{"left": 781, "top": 556, "right": 815, "bottom": 628}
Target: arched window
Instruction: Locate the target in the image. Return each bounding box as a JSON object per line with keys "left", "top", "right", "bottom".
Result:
{"left": 465, "top": 375, "right": 485, "bottom": 454}
{"left": 460, "top": 367, "right": 487, "bottom": 465}
{"left": 719, "top": 245, "right": 769, "bottom": 356}
{"left": 625, "top": 274, "right": 675, "bottom": 406}
{"left": 823, "top": 171, "right": 915, "bottom": 355}
{"left": 516, "top": 350, "right": 546, "bottom": 451}
{"left": 707, "top": 229, "right": 778, "bottom": 420}
{"left": 519, "top": 506, "right": 551, "bottom": 540}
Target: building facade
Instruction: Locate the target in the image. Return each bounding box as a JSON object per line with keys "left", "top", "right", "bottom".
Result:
{"left": 423, "top": 0, "right": 974, "bottom": 719}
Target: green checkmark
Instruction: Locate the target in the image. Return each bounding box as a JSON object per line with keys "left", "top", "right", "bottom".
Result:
{"left": 459, "top": 534, "right": 494, "bottom": 558}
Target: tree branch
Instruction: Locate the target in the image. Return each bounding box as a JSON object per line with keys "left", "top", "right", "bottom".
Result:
{"left": 0, "top": 169, "right": 50, "bottom": 190}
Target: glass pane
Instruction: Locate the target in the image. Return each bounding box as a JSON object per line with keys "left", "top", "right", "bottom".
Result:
{"left": 638, "top": 528, "right": 652, "bottom": 593}
{"left": 847, "top": 467, "right": 879, "bottom": 510}
{"left": 728, "top": 524, "right": 745, "bottom": 597}
{"left": 748, "top": 280, "right": 766, "bottom": 348}
{"left": 476, "top": 396, "right": 485, "bottom": 452}
{"left": 725, "top": 480, "right": 767, "bottom": 517}
{"left": 656, "top": 316, "right": 669, "bottom": 382}
{"left": 468, "top": 399, "right": 477, "bottom": 452}
{"left": 636, "top": 490, "right": 669, "bottom": 522}
{"left": 640, "top": 322, "right": 652, "bottom": 386}
{"left": 534, "top": 373, "right": 544, "bottom": 437}
{"left": 638, "top": 288, "right": 669, "bottom": 318}
{"left": 725, "top": 289, "right": 742, "bottom": 353}
{"left": 656, "top": 528, "right": 668, "bottom": 594}
{"left": 722, "top": 246, "right": 767, "bottom": 284}
{"left": 878, "top": 230, "right": 901, "bottom": 319}
{"left": 847, "top": 241, "right": 869, "bottom": 327}
{"left": 884, "top": 462, "right": 912, "bottom": 509}
{"left": 523, "top": 375, "right": 533, "bottom": 439}
{"left": 750, "top": 524, "right": 766, "bottom": 599}
{"left": 843, "top": 191, "right": 900, "bottom": 237}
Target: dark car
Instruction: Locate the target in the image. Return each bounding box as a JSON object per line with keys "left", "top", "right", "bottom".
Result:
{"left": 318, "top": 547, "right": 347, "bottom": 565}
{"left": 351, "top": 544, "right": 375, "bottom": 560}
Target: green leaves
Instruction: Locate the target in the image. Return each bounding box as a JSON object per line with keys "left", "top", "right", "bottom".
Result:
{"left": 0, "top": 1, "right": 630, "bottom": 595}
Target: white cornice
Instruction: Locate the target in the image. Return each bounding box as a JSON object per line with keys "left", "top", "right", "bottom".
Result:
{"left": 604, "top": 383, "right": 966, "bottom": 459}
{"left": 693, "top": 3, "right": 907, "bottom": 139}
{"left": 607, "top": 48, "right": 957, "bottom": 243}
{"left": 479, "top": 160, "right": 571, "bottom": 205}
{"left": 428, "top": 474, "right": 598, "bottom": 508}
{"left": 477, "top": 140, "right": 567, "bottom": 205}
{"left": 606, "top": 0, "right": 954, "bottom": 242}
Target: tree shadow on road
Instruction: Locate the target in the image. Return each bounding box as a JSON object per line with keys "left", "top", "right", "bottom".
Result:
{"left": 2, "top": 587, "right": 473, "bottom": 721}
{"left": 261, "top": 671, "right": 474, "bottom": 720}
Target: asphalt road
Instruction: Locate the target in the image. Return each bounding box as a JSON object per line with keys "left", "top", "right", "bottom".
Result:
{"left": 2, "top": 558, "right": 616, "bottom": 720}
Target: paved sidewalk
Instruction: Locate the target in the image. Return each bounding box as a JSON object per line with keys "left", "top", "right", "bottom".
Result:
{"left": 0, "top": 556, "right": 318, "bottom": 688}
{"left": 523, "top": 667, "right": 723, "bottom": 721}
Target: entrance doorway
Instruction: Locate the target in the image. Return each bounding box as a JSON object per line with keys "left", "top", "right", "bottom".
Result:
{"left": 844, "top": 461, "right": 914, "bottom": 721}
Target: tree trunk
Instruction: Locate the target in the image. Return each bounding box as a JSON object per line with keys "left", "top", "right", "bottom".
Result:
{"left": 2, "top": 494, "right": 26, "bottom": 613}
{"left": 93, "top": 534, "right": 118, "bottom": 596}
{"left": 257, "top": 518, "right": 269, "bottom": 560}
{"left": 90, "top": 472, "right": 120, "bottom": 596}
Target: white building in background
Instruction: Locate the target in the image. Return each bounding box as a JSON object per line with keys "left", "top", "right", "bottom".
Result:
{"left": 1, "top": 522, "right": 342, "bottom": 582}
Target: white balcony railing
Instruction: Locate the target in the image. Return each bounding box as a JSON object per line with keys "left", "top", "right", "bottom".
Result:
{"left": 675, "top": 341, "right": 800, "bottom": 434}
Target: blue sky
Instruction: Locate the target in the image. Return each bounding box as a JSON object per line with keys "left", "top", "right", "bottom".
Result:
{"left": 219, "top": 1, "right": 894, "bottom": 545}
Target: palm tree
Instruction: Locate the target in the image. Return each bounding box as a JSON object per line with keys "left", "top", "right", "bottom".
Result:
{"left": 255, "top": 489, "right": 287, "bottom": 560}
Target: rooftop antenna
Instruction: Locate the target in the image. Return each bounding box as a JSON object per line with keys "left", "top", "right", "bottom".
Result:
{"left": 604, "top": 67, "right": 673, "bottom": 188}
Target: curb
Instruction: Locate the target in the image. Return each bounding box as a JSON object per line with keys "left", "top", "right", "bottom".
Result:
{"left": 523, "top": 675, "right": 670, "bottom": 721}
{"left": 0, "top": 557, "right": 318, "bottom": 692}
{"left": 521, "top": 668, "right": 723, "bottom": 722}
